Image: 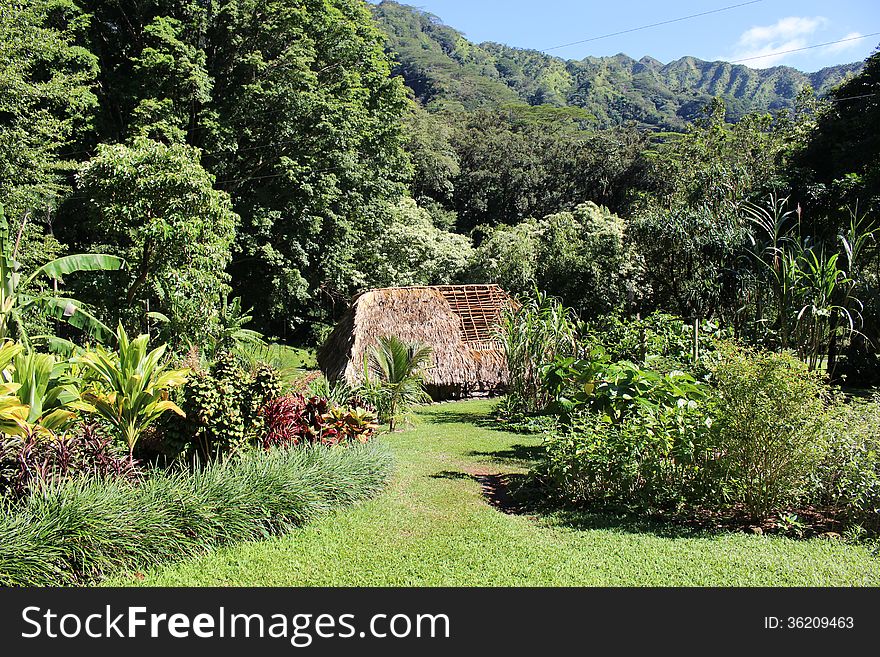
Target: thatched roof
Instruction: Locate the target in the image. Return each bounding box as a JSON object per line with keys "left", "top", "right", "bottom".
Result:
{"left": 318, "top": 284, "right": 512, "bottom": 399}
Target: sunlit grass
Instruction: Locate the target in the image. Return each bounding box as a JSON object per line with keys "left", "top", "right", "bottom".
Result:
{"left": 107, "top": 400, "right": 880, "bottom": 587}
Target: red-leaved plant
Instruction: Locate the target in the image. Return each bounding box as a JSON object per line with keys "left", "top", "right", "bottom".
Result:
{"left": 259, "top": 395, "right": 378, "bottom": 449}
{"left": 0, "top": 424, "right": 140, "bottom": 500}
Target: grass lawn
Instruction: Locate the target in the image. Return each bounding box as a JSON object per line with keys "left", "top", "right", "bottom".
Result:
{"left": 108, "top": 400, "right": 880, "bottom": 586}
{"left": 265, "top": 343, "right": 317, "bottom": 370}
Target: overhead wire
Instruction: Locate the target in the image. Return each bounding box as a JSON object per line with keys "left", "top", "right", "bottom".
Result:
{"left": 543, "top": 0, "right": 765, "bottom": 51}
{"left": 729, "top": 32, "right": 880, "bottom": 64}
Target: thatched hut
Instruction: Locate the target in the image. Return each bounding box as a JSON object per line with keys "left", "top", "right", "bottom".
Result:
{"left": 318, "top": 284, "right": 513, "bottom": 399}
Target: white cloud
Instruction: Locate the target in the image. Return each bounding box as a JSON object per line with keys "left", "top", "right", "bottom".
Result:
{"left": 724, "top": 16, "right": 828, "bottom": 68}
{"left": 824, "top": 32, "right": 864, "bottom": 54}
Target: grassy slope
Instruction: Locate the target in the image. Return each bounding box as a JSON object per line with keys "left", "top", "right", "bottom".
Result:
{"left": 109, "top": 400, "right": 879, "bottom": 586}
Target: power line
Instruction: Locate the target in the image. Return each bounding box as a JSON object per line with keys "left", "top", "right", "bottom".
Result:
{"left": 728, "top": 32, "right": 880, "bottom": 64}
{"left": 830, "top": 92, "right": 880, "bottom": 103}
{"left": 543, "top": 0, "right": 764, "bottom": 51}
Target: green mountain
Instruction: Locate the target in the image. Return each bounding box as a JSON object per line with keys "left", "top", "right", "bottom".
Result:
{"left": 371, "top": 1, "right": 863, "bottom": 130}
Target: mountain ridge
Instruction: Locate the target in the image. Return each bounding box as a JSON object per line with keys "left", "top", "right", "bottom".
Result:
{"left": 371, "top": 1, "right": 864, "bottom": 130}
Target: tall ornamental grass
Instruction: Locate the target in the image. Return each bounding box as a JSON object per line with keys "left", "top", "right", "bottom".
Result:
{"left": 0, "top": 442, "right": 393, "bottom": 586}
{"left": 498, "top": 291, "right": 580, "bottom": 415}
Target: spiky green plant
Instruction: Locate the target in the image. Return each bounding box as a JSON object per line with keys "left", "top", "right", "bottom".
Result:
{"left": 77, "top": 323, "right": 189, "bottom": 459}
{"left": 366, "top": 335, "right": 432, "bottom": 431}
{"left": 744, "top": 194, "right": 801, "bottom": 349}
{"left": 206, "top": 293, "right": 266, "bottom": 359}
{"left": 497, "top": 290, "right": 580, "bottom": 415}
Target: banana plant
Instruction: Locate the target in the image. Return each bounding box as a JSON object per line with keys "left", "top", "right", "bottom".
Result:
{"left": 0, "top": 203, "right": 125, "bottom": 344}
{"left": 77, "top": 323, "right": 189, "bottom": 459}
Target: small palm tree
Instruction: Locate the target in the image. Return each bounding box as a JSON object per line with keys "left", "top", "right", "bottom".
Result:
{"left": 208, "top": 293, "right": 266, "bottom": 358}
{"left": 366, "top": 335, "right": 432, "bottom": 431}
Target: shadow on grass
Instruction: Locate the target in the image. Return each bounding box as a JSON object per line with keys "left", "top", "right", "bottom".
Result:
{"left": 544, "top": 508, "right": 711, "bottom": 539}
{"left": 430, "top": 466, "right": 723, "bottom": 538}
{"left": 422, "top": 409, "right": 499, "bottom": 428}
{"left": 430, "top": 470, "right": 473, "bottom": 481}
{"left": 467, "top": 444, "right": 545, "bottom": 466}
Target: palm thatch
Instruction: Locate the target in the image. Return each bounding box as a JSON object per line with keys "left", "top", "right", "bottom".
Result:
{"left": 318, "top": 285, "right": 513, "bottom": 399}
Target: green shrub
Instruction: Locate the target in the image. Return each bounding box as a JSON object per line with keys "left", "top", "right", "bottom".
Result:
{"left": 541, "top": 352, "right": 710, "bottom": 425}
{"left": 536, "top": 343, "right": 715, "bottom": 510}
{"left": 817, "top": 397, "right": 880, "bottom": 529}
{"left": 708, "top": 344, "right": 828, "bottom": 519}
{"left": 584, "top": 311, "right": 729, "bottom": 375}
{"left": 542, "top": 405, "right": 715, "bottom": 510}
{"left": 537, "top": 342, "right": 841, "bottom": 521}
{"left": 162, "top": 354, "right": 282, "bottom": 459}
{"left": 0, "top": 441, "right": 393, "bottom": 586}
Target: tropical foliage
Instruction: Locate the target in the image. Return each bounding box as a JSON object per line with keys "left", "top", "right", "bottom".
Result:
{"left": 77, "top": 324, "right": 189, "bottom": 459}
{"left": 2, "top": 0, "right": 880, "bottom": 586}
{"left": 365, "top": 335, "right": 433, "bottom": 431}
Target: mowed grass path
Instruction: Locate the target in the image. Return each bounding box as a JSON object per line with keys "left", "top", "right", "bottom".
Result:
{"left": 109, "top": 400, "right": 880, "bottom": 586}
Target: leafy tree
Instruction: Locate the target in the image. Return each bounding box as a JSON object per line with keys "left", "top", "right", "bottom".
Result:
{"left": 401, "top": 102, "right": 460, "bottom": 207}
{"left": 71, "top": 0, "right": 412, "bottom": 334}
{"left": 473, "top": 203, "right": 642, "bottom": 320}
{"left": 794, "top": 47, "right": 880, "bottom": 218}
{"left": 0, "top": 0, "right": 98, "bottom": 220}
{"left": 127, "top": 15, "right": 213, "bottom": 142}
{"left": 0, "top": 0, "right": 99, "bottom": 311}
{"left": 365, "top": 198, "right": 472, "bottom": 288}
{"left": 75, "top": 138, "right": 236, "bottom": 347}
{"left": 450, "top": 111, "right": 647, "bottom": 230}
{"left": 631, "top": 204, "right": 745, "bottom": 323}
{"left": 470, "top": 221, "right": 540, "bottom": 295}
{"left": 636, "top": 98, "right": 795, "bottom": 215}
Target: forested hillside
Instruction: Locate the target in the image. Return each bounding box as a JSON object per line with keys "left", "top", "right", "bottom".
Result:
{"left": 372, "top": 0, "right": 861, "bottom": 129}
{"left": 1, "top": 0, "right": 879, "bottom": 371}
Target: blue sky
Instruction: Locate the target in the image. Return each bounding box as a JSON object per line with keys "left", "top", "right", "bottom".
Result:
{"left": 369, "top": 1, "right": 879, "bottom": 71}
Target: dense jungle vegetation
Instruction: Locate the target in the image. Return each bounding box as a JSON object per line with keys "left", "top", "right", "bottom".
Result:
{"left": 1, "top": 0, "right": 875, "bottom": 360}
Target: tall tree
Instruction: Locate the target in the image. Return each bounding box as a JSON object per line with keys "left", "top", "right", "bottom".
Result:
{"left": 0, "top": 0, "right": 98, "bottom": 275}
{"left": 795, "top": 47, "right": 880, "bottom": 218}
{"left": 77, "top": 138, "right": 237, "bottom": 346}
{"left": 71, "top": 0, "right": 411, "bottom": 336}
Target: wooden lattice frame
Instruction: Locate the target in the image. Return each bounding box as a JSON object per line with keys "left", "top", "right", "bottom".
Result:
{"left": 435, "top": 284, "right": 508, "bottom": 345}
